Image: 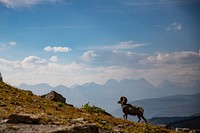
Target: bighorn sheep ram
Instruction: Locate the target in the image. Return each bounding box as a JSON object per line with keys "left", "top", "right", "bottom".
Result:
{"left": 118, "top": 96, "right": 148, "bottom": 124}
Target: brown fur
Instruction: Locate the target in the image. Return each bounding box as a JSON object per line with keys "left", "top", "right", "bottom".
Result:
{"left": 118, "top": 96, "right": 148, "bottom": 124}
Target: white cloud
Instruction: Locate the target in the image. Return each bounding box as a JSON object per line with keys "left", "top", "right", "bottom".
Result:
{"left": 0, "top": 0, "right": 63, "bottom": 8}
{"left": 22, "top": 56, "right": 48, "bottom": 68}
{"left": 113, "top": 41, "right": 146, "bottom": 49}
{"left": 94, "top": 41, "right": 146, "bottom": 50}
{"left": 81, "top": 50, "right": 98, "bottom": 62}
{"left": 49, "top": 56, "right": 58, "bottom": 63}
{"left": 0, "top": 58, "right": 21, "bottom": 69}
{"left": 0, "top": 41, "right": 16, "bottom": 51}
{"left": 166, "top": 22, "right": 182, "bottom": 31}
{"left": 0, "top": 56, "right": 84, "bottom": 86}
{"left": 172, "top": 22, "right": 182, "bottom": 30}
{"left": 112, "top": 50, "right": 133, "bottom": 57}
{"left": 80, "top": 50, "right": 200, "bottom": 84}
{"left": 0, "top": 50, "right": 199, "bottom": 86}
{"left": 9, "top": 41, "right": 16, "bottom": 46}
{"left": 44, "top": 46, "right": 72, "bottom": 53}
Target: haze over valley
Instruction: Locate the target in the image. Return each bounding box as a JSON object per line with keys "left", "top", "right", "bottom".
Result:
{"left": 18, "top": 78, "right": 200, "bottom": 116}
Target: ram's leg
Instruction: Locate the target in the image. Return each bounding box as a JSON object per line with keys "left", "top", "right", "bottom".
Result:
{"left": 125, "top": 114, "right": 128, "bottom": 120}
{"left": 123, "top": 114, "right": 127, "bottom": 120}
{"left": 141, "top": 115, "right": 148, "bottom": 124}
{"left": 137, "top": 115, "right": 141, "bottom": 123}
{"left": 123, "top": 114, "right": 125, "bottom": 119}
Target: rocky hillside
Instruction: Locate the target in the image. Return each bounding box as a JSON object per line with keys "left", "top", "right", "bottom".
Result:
{"left": 0, "top": 82, "right": 173, "bottom": 133}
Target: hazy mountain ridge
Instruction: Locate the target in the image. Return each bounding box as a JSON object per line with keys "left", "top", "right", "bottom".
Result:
{"left": 18, "top": 78, "right": 200, "bottom": 113}
{"left": 148, "top": 113, "right": 200, "bottom": 125}
{"left": 157, "top": 80, "right": 200, "bottom": 96}
{"left": 148, "top": 113, "right": 200, "bottom": 130}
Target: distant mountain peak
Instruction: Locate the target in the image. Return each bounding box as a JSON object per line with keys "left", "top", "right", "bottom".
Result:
{"left": 55, "top": 85, "right": 67, "bottom": 88}
{"left": 19, "top": 83, "right": 28, "bottom": 86}
{"left": 70, "top": 84, "right": 80, "bottom": 88}
{"left": 157, "top": 80, "right": 175, "bottom": 88}
{"left": 37, "top": 83, "right": 51, "bottom": 86}
{"left": 119, "top": 78, "right": 154, "bottom": 87}
{"left": 137, "top": 78, "right": 148, "bottom": 82}
{"left": 82, "top": 82, "right": 100, "bottom": 87}
{"left": 191, "top": 112, "right": 200, "bottom": 117}
{"left": 104, "top": 79, "right": 118, "bottom": 86}
{"left": 54, "top": 85, "right": 70, "bottom": 90}
{"left": 157, "top": 79, "right": 200, "bottom": 89}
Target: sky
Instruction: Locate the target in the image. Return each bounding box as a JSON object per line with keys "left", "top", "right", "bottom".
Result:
{"left": 0, "top": 0, "right": 200, "bottom": 87}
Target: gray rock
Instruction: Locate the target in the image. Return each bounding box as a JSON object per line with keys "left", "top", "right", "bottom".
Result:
{"left": 5, "top": 114, "right": 40, "bottom": 124}
{"left": 41, "top": 91, "right": 66, "bottom": 103}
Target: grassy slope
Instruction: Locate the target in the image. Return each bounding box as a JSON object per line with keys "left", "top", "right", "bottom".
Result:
{"left": 0, "top": 82, "right": 173, "bottom": 133}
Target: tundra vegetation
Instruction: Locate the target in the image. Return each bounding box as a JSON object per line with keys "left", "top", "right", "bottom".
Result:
{"left": 0, "top": 82, "right": 173, "bottom": 132}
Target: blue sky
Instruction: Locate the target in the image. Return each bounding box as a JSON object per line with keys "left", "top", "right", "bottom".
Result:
{"left": 0, "top": 0, "right": 200, "bottom": 86}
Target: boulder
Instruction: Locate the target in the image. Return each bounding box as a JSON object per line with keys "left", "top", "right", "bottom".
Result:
{"left": 5, "top": 114, "right": 40, "bottom": 124}
{"left": 41, "top": 91, "right": 66, "bottom": 104}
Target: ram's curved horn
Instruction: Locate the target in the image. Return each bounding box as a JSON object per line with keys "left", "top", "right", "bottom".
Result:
{"left": 121, "top": 96, "right": 127, "bottom": 104}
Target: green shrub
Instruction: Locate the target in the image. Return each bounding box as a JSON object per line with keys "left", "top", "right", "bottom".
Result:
{"left": 58, "top": 102, "right": 64, "bottom": 107}
{"left": 81, "top": 102, "right": 112, "bottom": 116}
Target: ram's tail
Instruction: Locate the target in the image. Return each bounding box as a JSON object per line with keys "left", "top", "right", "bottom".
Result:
{"left": 138, "top": 107, "right": 144, "bottom": 114}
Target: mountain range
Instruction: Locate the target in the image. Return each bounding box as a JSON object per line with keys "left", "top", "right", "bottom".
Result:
{"left": 18, "top": 78, "right": 200, "bottom": 114}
